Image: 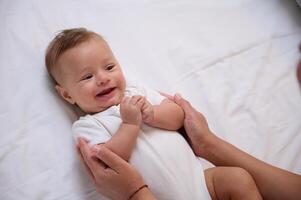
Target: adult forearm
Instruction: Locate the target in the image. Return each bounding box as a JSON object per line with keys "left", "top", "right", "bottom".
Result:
{"left": 104, "top": 123, "right": 140, "bottom": 161}
{"left": 203, "top": 133, "right": 301, "bottom": 200}
{"left": 169, "top": 93, "right": 301, "bottom": 200}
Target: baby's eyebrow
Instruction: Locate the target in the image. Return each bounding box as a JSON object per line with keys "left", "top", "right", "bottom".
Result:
{"left": 76, "top": 57, "right": 115, "bottom": 76}
{"left": 76, "top": 67, "right": 92, "bottom": 80}
{"left": 100, "top": 56, "right": 115, "bottom": 64}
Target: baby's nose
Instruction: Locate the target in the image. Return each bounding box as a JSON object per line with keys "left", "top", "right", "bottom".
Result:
{"left": 96, "top": 75, "right": 110, "bottom": 86}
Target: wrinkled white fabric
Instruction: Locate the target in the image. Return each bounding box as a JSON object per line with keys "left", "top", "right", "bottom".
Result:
{"left": 1, "top": 0, "right": 300, "bottom": 199}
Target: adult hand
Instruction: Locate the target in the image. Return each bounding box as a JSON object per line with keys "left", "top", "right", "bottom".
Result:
{"left": 160, "top": 92, "right": 214, "bottom": 157}
{"left": 77, "top": 138, "right": 146, "bottom": 200}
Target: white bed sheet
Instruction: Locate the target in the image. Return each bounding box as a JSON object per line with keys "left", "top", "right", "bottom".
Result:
{"left": 1, "top": 0, "right": 300, "bottom": 199}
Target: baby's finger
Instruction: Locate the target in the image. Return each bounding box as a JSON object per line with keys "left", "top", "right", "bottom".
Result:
{"left": 136, "top": 97, "right": 145, "bottom": 109}
{"left": 141, "top": 99, "right": 149, "bottom": 111}
{"left": 142, "top": 113, "right": 149, "bottom": 120}
{"left": 130, "top": 95, "right": 142, "bottom": 105}
{"left": 121, "top": 96, "right": 130, "bottom": 106}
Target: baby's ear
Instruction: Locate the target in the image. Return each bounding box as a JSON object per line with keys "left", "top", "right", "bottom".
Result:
{"left": 55, "top": 85, "right": 75, "bottom": 104}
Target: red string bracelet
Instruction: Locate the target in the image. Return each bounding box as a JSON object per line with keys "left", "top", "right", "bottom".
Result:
{"left": 128, "top": 184, "right": 148, "bottom": 200}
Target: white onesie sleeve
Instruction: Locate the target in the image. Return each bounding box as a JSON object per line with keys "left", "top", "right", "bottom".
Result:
{"left": 72, "top": 115, "right": 112, "bottom": 145}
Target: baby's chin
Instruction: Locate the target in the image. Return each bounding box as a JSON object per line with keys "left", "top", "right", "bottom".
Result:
{"left": 92, "top": 101, "right": 123, "bottom": 114}
{"left": 86, "top": 106, "right": 112, "bottom": 115}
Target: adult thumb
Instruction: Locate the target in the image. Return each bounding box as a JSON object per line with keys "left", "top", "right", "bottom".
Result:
{"left": 95, "top": 146, "right": 128, "bottom": 173}
{"left": 174, "top": 94, "right": 193, "bottom": 113}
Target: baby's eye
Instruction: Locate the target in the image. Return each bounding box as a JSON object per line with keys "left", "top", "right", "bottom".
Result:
{"left": 82, "top": 74, "right": 93, "bottom": 80}
{"left": 106, "top": 64, "right": 115, "bottom": 71}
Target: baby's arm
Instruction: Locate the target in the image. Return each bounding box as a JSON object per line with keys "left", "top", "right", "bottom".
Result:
{"left": 142, "top": 98, "right": 184, "bottom": 130}
{"left": 100, "top": 96, "right": 144, "bottom": 161}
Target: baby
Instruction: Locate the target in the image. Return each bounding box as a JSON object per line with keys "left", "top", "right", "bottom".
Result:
{"left": 45, "top": 28, "right": 262, "bottom": 200}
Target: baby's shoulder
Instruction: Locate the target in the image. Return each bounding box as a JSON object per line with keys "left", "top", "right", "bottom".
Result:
{"left": 72, "top": 114, "right": 98, "bottom": 128}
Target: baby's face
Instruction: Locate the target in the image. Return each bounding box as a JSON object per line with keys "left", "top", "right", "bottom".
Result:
{"left": 56, "top": 36, "right": 126, "bottom": 113}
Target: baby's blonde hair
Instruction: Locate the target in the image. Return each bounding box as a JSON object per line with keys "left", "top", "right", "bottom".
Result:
{"left": 45, "top": 28, "right": 102, "bottom": 84}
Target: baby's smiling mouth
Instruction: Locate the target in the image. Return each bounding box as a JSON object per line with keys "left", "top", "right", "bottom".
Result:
{"left": 96, "top": 87, "right": 116, "bottom": 97}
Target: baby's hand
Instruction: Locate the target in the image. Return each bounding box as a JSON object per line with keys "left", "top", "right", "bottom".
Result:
{"left": 120, "top": 96, "right": 144, "bottom": 126}
{"left": 141, "top": 99, "right": 154, "bottom": 125}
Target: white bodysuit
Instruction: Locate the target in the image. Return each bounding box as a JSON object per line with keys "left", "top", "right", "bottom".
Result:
{"left": 73, "top": 84, "right": 211, "bottom": 200}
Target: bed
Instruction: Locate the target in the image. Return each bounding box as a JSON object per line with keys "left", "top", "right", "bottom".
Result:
{"left": 1, "top": 0, "right": 300, "bottom": 199}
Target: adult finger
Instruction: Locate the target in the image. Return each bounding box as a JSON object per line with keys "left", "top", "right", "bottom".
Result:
{"left": 76, "top": 144, "right": 95, "bottom": 181}
{"left": 77, "top": 138, "right": 91, "bottom": 163}
{"left": 78, "top": 138, "right": 104, "bottom": 178}
{"left": 173, "top": 94, "right": 195, "bottom": 114}
{"left": 78, "top": 138, "right": 94, "bottom": 169}
{"left": 159, "top": 91, "right": 174, "bottom": 101}
{"left": 93, "top": 146, "right": 128, "bottom": 173}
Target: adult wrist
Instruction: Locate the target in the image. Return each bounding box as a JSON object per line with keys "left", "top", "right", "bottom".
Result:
{"left": 195, "top": 131, "right": 218, "bottom": 158}
{"left": 199, "top": 132, "right": 222, "bottom": 161}
{"left": 128, "top": 184, "right": 148, "bottom": 200}
{"left": 129, "top": 185, "right": 156, "bottom": 200}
